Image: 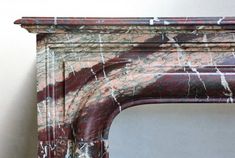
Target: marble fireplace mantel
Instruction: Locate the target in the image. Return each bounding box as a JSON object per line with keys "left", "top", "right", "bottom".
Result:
{"left": 15, "top": 17, "right": 235, "bottom": 158}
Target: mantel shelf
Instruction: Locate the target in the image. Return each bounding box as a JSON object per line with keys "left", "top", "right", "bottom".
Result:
{"left": 14, "top": 17, "right": 235, "bottom": 26}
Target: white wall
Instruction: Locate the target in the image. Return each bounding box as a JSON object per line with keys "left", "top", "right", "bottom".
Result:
{"left": 110, "top": 104, "right": 235, "bottom": 158}
{"left": 0, "top": 0, "right": 235, "bottom": 157}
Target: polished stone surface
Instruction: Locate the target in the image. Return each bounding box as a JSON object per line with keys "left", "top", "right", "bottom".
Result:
{"left": 16, "top": 17, "right": 235, "bottom": 158}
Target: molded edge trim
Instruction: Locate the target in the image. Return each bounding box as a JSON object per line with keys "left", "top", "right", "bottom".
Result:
{"left": 14, "top": 17, "right": 235, "bottom": 26}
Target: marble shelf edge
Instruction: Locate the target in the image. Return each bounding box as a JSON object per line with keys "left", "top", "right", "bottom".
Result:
{"left": 13, "top": 16, "right": 235, "bottom": 25}
{"left": 15, "top": 17, "right": 235, "bottom": 158}
{"left": 14, "top": 17, "right": 235, "bottom": 33}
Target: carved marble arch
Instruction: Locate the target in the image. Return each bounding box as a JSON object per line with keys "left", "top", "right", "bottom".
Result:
{"left": 51, "top": 32, "right": 235, "bottom": 158}
{"left": 14, "top": 17, "right": 235, "bottom": 158}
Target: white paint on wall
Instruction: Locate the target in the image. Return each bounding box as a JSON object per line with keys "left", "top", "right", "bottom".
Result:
{"left": 1, "top": 0, "right": 235, "bottom": 157}
{"left": 110, "top": 104, "right": 235, "bottom": 158}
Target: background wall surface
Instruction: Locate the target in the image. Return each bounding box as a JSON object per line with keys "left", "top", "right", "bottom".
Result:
{"left": 1, "top": 0, "right": 235, "bottom": 157}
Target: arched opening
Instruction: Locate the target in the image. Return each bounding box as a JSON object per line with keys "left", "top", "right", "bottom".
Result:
{"left": 109, "top": 103, "right": 235, "bottom": 158}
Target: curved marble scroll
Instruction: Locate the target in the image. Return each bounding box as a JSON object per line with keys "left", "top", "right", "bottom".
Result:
{"left": 15, "top": 17, "right": 235, "bottom": 158}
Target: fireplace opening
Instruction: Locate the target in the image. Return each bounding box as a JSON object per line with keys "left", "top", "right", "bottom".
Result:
{"left": 109, "top": 104, "right": 235, "bottom": 158}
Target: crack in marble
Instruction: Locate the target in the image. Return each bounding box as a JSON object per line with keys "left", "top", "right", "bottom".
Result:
{"left": 54, "top": 17, "right": 57, "bottom": 25}
{"left": 98, "top": 34, "right": 122, "bottom": 112}
{"left": 68, "top": 63, "right": 76, "bottom": 76}
{"left": 98, "top": 34, "right": 105, "bottom": 64}
{"left": 232, "top": 52, "right": 235, "bottom": 58}
{"left": 40, "top": 142, "right": 48, "bottom": 158}
{"left": 101, "top": 139, "right": 109, "bottom": 158}
{"left": 164, "top": 20, "right": 170, "bottom": 25}
{"left": 217, "top": 17, "right": 225, "bottom": 25}
{"left": 149, "top": 17, "right": 160, "bottom": 25}
{"left": 203, "top": 33, "right": 209, "bottom": 47}
{"left": 191, "top": 67, "right": 210, "bottom": 100}
{"left": 149, "top": 19, "right": 154, "bottom": 25}
{"left": 167, "top": 34, "right": 192, "bottom": 96}
{"left": 90, "top": 68, "right": 98, "bottom": 81}
{"left": 65, "top": 142, "right": 71, "bottom": 158}
{"left": 49, "top": 144, "right": 56, "bottom": 151}
{"left": 65, "top": 141, "right": 76, "bottom": 158}
{"left": 78, "top": 143, "right": 91, "bottom": 158}
{"left": 216, "top": 67, "right": 234, "bottom": 103}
